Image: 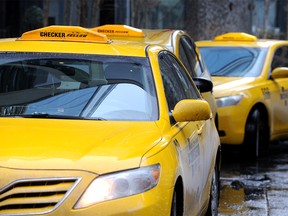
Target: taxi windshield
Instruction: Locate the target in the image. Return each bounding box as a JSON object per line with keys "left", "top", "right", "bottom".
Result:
{"left": 0, "top": 53, "right": 158, "bottom": 121}
{"left": 199, "top": 47, "right": 268, "bottom": 77}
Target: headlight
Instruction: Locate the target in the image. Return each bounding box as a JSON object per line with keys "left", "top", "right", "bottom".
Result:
{"left": 216, "top": 95, "right": 243, "bottom": 107}
{"left": 74, "top": 164, "right": 160, "bottom": 209}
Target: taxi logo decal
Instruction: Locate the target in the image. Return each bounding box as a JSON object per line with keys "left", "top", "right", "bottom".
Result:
{"left": 187, "top": 137, "right": 200, "bottom": 176}
{"left": 280, "top": 86, "right": 288, "bottom": 99}
{"left": 280, "top": 86, "right": 288, "bottom": 106}
{"left": 91, "top": 25, "right": 144, "bottom": 37}
{"left": 97, "top": 29, "right": 129, "bottom": 35}
{"left": 97, "top": 29, "right": 114, "bottom": 34}
{"left": 261, "top": 87, "right": 270, "bottom": 99}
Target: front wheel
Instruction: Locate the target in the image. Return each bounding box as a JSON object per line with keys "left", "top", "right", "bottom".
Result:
{"left": 170, "top": 187, "right": 183, "bottom": 216}
{"left": 243, "top": 108, "right": 269, "bottom": 159}
{"left": 206, "top": 165, "right": 219, "bottom": 216}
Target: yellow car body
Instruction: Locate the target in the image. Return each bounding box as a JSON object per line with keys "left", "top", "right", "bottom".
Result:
{"left": 0, "top": 25, "right": 220, "bottom": 215}
{"left": 197, "top": 32, "right": 288, "bottom": 157}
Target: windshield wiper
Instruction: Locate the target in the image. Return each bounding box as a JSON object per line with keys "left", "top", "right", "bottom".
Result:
{"left": 1, "top": 113, "right": 106, "bottom": 120}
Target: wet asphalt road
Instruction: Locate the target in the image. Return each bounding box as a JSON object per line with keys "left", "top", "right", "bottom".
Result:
{"left": 218, "top": 141, "right": 288, "bottom": 216}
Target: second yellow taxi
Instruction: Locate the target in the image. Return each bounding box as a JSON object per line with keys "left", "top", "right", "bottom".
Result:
{"left": 197, "top": 32, "right": 288, "bottom": 158}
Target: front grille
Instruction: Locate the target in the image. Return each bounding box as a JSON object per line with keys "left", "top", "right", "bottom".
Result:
{"left": 0, "top": 177, "right": 80, "bottom": 215}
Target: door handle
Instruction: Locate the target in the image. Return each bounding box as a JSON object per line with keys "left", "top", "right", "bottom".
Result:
{"left": 197, "top": 124, "right": 203, "bottom": 135}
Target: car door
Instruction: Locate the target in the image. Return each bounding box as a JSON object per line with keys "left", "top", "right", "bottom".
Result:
{"left": 158, "top": 51, "right": 211, "bottom": 214}
{"left": 270, "top": 45, "right": 288, "bottom": 134}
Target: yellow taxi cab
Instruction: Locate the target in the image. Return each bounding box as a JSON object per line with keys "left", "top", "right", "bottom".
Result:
{"left": 196, "top": 32, "right": 288, "bottom": 158}
{"left": 0, "top": 25, "right": 221, "bottom": 215}
{"left": 92, "top": 25, "right": 218, "bottom": 123}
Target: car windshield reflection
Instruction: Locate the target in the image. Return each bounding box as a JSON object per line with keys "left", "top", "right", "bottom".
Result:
{"left": 0, "top": 53, "right": 158, "bottom": 121}
{"left": 199, "top": 47, "right": 268, "bottom": 77}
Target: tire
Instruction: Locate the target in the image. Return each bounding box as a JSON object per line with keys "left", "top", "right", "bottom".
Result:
{"left": 206, "top": 165, "right": 219, "bottom": 216}
{"left": 243, "top": 109, "right": 269, "bottom": 159}
{"left": 170, "top": 189, "right": 183, "bottom": 216}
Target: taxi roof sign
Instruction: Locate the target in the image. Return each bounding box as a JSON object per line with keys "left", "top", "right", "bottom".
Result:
{"left": 213, "top": 32, "right": 257, "bottom": 42}
{"left": 18, "top": 25, "right": 109, "bottom": 43}
{"left": 91, "top": 25, "right": 144, "bottom": 37}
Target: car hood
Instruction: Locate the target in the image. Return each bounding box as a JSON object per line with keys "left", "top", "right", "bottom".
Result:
{"left": 0, "top": 118, "right": 162, "bottom": 174}
{"left": 212, "top": 76, "right": 258, "bottom": 97}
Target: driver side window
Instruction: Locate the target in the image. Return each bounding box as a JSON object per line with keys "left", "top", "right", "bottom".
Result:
{"left": 158, "top": 51, "right": 200, "bottom": 112}
{"left": 271, "top": 46, "right": 288, "bottom": 71}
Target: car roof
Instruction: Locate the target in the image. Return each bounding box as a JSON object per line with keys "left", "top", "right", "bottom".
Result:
{"left": 196, "top": 32, "right": 288, "bottom": 48}
{"left": 142, "top": 29, "right": 177, "bottom": 45}
{"left": 92, "top": 26, "right": 191, "bottom": 50}
{"left": 0, "top": 25, "right": 153, "bottom": 57}
{"left": 141, "top": 29, "right": 191, "bottom": 48}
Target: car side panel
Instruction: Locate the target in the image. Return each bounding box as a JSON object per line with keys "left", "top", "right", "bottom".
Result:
{"left": 270, "top": 77, "right": 288, "bottom": 135}
{"left": 176, "top": 121, "right": 205, "bottom": 215}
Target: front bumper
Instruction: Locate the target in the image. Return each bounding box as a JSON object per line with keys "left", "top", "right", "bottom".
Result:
{"left": 0, "top": 167, "right": 173, "bottom": 216}
{"left": 217, "top": 105, "right": 248, "bottom": 145}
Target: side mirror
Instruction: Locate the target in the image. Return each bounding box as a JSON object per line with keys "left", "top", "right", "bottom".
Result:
{"left": 172, "top": 99, "right": 211, "bottom": 122}
{"left": 192, "top": 77, "right": 213, "bottom": 93}
{"left": 271, "top": 67, "right": 288, "bottom": 79}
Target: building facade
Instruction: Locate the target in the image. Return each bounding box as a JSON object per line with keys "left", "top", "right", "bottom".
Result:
{"left": 0, "top": 0, "right": 286, "bottom": 40}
